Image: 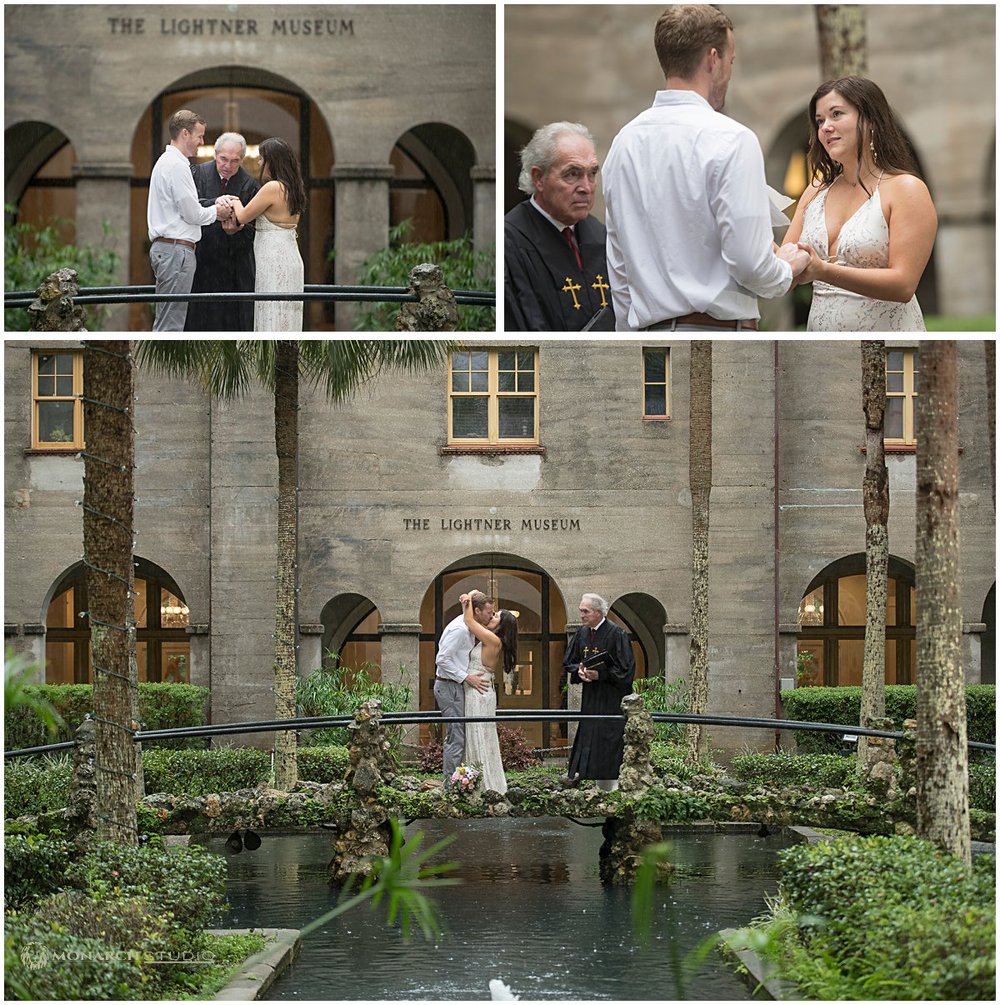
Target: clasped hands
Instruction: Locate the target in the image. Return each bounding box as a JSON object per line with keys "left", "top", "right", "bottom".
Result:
{"left": 215, "top": 194, "right": 244, "bottom": 233}
{"left": 777, "top": 241, "right": 826, "bottom": 287}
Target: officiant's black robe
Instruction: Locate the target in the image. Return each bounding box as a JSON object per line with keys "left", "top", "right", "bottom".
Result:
{"left": 504, "top": 200, "right": 615, "bottom": 331}
{"left": 564, "top": 619, "right": 635, "bottom": 780}
{"left": 185, "top": 162, "right": 261, "bottom": 332}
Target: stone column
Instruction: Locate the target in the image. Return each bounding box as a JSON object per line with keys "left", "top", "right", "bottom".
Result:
{"left": 72, "top": 161, "right": 132, "bottom": 331}
{"left": 299, "top": 623, "right": 326, "bottom": 679}
{"left": 565, "top": 622, "right": 581, "bottom": 747}
{"left": 332, "top": 164, "right": 393, "bottom": 330}
{"left": 4, "top": 623, "right": 46, "bottom": 672}
{"left": 186, "top": 624, "right": 210, "bottom": 689}
{"left": 663, "top": 623, "right": 689, "bottom": 686}
{"left": 934, "top": 216, "right": 995, "bottom": 316}
{"left": 962, "top": 622, "right": 986, "bottom": 684}
{"left": 471, "top": 165, "right": 496, "bottom": 257}
{"left": 378, "top": 622, "right": 422, "bottom": 749}
{"left": 777, "top": 623, "right": 801, "bottom": 752}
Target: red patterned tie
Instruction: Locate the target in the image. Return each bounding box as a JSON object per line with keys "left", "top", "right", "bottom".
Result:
{"left": 220, "top": 175, "right": 228, "bottom": 194}
{"left": 562, "top": 227, "right": 583, "bottom": 270}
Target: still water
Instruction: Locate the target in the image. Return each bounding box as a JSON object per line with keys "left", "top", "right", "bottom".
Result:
{"left": 215, "top": 819, "right": 793, "bottom": 1001}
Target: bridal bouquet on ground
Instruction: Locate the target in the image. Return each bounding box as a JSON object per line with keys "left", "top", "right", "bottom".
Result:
{"left": 449, "top": 764, "right": 481, "bottom": 792}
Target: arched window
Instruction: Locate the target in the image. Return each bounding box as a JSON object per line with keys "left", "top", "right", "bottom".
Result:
{"left": 44, "top": 559, "right": 191, "bottom": 684}
{"left": 797, "top": 555, "right": 916, "bottom": 687}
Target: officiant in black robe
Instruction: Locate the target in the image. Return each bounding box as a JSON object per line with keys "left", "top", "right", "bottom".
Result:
{"left": 185, "top": 135, "right": 261, "bottom": 331}
{"left": 563, "top": 595, "right": 635, "bottom": 784}
{"left": 504, "top": 122, "right": 615, "bottom": 331}
{"left": 504, "top": 200, "right": 615, "bottom": 331}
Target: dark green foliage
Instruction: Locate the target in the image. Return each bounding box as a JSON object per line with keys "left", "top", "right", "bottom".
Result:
{"left": 296, "top": 744, "right": 351, "bottom": 782}
{"left": 352, "top": 222, "right": 495, "bottom": 332}
{"left": 5, "top": 836, "right": 232, "bottom": 1000}
{"left": 142, "top": 746, "right": 270, "bottom": 796}
{"left": 63, "top": 839, "right": 227, "bottom": 934}
{"left": 4, "top": 206, "right": 120, "bottom": 331}
{"left": 633, "top": 676, "right": 691, "bottom": 742}
{"left": 4, "top": 753, "right": 73, "bottom": 819}
{"left": 650, "top": 741, "right": 713, "bottom": 781}
{"left": 969, "top": 756, "right": 996, "bottom": 811}
{"left": 5, "top": 911, "right": 148, "bottom": 1000}
{"left": 774, "top": 835, "right": 996, "bottom": 999}
{"left": 730, "top": 752, "right": 856, "bottom": 789}
{"left": 297, "top": 660, "right": 410, "bottom": 753}
{"left": 5, "top": 682, "right": 209, "bottom": 751}
{"left": 781, "top": 684, "right": 995, "bottom": 754}
{"left": 633, "top": 788, "right": 712, "bottom": 823}
{"left": 4, "top": 834, "right": 75, "bottom": 908}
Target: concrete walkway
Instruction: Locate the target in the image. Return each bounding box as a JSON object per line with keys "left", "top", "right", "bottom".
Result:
{"left": 207, "top": 928, "right": 301, "bottom": 1001}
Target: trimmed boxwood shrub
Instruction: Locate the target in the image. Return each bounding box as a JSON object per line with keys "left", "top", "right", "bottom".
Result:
{"left": 730, "top": 751, "right": 856, "bottom": 789}
{"left": 5, "top": 682, "right": 209, "bottom": 751}
{"left": 781, "top": 684, "right": 995, "bottom": 754}
{"left": 4, "top": 753, "right": 73, "bottom": 820}
{"left": 141, "top": 746, "right": 269, "bottom": 796}
{"left": 4, "top": 834, "right": 75, "bottom": 909}
{"left": 969, "top": 755, "right": 996, "bottom": 811}
{"left": 774, "top": 835, "right": 995, "bottom": 999}
{"left": 296, "top": 744, "right": 350, "bottom": 783}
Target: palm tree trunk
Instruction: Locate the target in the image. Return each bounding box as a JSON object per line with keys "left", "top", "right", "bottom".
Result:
{"left": 83, "top": 340, "right": 138, "bottom": 844}
{"left": 686, "top": 342, "right": 711, "bottom": 763}
{"left": 815, "top": 5, "right": 868, "bottom": 79}
{"left": 858, "top": 341, "right": 888, "bottom": 771}
{"left": 915, "top": 341, "right": 970, "bottom": 864}
{"left": 273, "top": 340, "right": 300, "bottom": 790}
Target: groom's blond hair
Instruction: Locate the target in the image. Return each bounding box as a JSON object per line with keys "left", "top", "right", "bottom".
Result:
{"left": 168, "top": 109, "right": 206, "bottom": 139}
{"left": 654, "top": 5, "right": 734, "bottom": 81}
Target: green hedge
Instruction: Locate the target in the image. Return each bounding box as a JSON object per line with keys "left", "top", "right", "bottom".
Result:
{"left": 296, "top": 744, "right": 351, "bottom": 783}
{"left": 969, "top": 756, "right": 996, "bottom": 812}
{"left": 772, "top": 835, "right": 995, "bottom": 999}
{"left": 5, "top": 683, "right": 209, "bottom": 751}
{"left": 730, "top": 752, "right": 856, "bottom": 789}
{"left": 142, "top": 746, "right": 270, "bottom": 796}
{"left": 781, "top": 684, "right": 995, "bottom": 754}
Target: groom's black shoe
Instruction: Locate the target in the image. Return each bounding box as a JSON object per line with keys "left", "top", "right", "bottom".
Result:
{"left": 560, "top": 773, "right": 581, "bottom": 789}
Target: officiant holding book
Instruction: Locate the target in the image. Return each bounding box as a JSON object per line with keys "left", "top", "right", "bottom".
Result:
{"left": 563, "top": 593, "right": 635, "bottom": 791}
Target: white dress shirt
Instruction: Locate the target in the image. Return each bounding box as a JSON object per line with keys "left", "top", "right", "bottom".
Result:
{"left": 147, "top": 144, "right": 216, "bottom": 242}
{"left": 435, "top": 614, "right": 476, "bottom": 682}
{"left": 602, "top": 90, "right": 792, "bottom": 330}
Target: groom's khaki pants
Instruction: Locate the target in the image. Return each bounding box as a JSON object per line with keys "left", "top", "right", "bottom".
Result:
{"left": 433, "top": 678, "right": 465, "bottom": 785}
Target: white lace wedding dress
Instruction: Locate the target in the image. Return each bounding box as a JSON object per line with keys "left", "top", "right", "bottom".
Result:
{"left": 800, "top": 177, "right": 925, "bottom": 332}
{"left": 254, "top": 215, "right": 304, "bottom": 332}
{"left": 464, "top": 643, "right": 507, "bottom": 794}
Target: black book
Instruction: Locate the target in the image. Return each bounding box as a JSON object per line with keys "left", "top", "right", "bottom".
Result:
{"left": 581, "top": 649, "right": 606, "bottom": 671}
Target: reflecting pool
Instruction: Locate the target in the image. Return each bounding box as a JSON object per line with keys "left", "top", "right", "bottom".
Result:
{"left": 214, "top": 819, "right": 795, "bottom": 1001}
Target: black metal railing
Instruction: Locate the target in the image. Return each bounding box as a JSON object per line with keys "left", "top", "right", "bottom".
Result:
{"left": 4, "top": 283, "right": 495, "bottom": 310}
{"left": 5, "top": 709, "right": 994, "bottom": 759}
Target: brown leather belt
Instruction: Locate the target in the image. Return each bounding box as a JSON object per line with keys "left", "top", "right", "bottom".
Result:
{"left": 152, "top": 237, "right": 196, "bottom": 249}
{"left": 646, "top": 312, "right": 758, "bottom": 331}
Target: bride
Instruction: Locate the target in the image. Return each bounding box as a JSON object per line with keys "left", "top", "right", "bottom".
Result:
{"left": 459, "top": 593, "right": 519, "bottom": 795}
{"left": 221, "top": 136, "right": 306, "bottom": 332}
{"left": 783, "top": 76, "right": 936, "bottom": 331}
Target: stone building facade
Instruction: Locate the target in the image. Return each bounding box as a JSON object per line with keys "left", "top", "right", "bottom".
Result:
{"left": 505, "top": 3, "right": 996, "bottom": 327}
{"left": 4, "top": 339, "right": 995, "bottom": 756}
{"left": 5, "top": 4, "right": 495, "bottom": 330}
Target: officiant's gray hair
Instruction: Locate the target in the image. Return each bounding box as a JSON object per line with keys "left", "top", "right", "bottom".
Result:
{"left": 215, "top": 132, "right": 248, "bottom": 157}
{"left": 517, "top": 122, "right": 595, "bottom": 195}
{"left": 581, "top": 593, "right": 609, "bottom": 616}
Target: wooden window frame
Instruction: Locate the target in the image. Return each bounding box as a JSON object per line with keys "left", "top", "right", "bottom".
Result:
{"left": 447, "top": 348, "right": 539, "bottom": 446}
{"left": 642, "top": 347, "right": 671, "bottom": 420}
{"left": 32, "top": 349, "right": 84, "bottom": 450}
{"left": 884, "top": 347, "right": 919, "bottom": 446}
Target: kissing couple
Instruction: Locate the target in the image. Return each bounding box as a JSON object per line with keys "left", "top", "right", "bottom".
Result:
{"left": 433, "top": 590, "right": 519, "bottom": 794}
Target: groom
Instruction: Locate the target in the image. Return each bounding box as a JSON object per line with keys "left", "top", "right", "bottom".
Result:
{"left": 434, "top": 590, "right": 493, "bottom": 786}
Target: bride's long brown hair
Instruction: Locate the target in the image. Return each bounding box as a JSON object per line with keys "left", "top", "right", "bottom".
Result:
{"left": 259, "top": 136, "right": 307, "bottom": 217}
{"left": 495, "top": 611, "right": 519, "bottom": 677}
{"left": 807, "top": 76, "right": 919, "bottom": 197}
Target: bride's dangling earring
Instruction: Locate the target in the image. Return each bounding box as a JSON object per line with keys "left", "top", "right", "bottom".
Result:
{"left": 870, "top": 134, "right": 878, "bottom": 165}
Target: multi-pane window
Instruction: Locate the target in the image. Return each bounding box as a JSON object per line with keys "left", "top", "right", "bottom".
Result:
{"left": 643, "top": 348, "right": 670, "bottom": 418}
{"left": 449, "top": 349, "right": 538, "bottom": 444}
{"left": 885, "top": 348, "right": 919, "bottom": 445}
{"left": 32, "top": 350, "right": 84, "bottom": 449}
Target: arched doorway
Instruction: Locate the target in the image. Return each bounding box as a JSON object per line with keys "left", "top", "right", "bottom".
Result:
{"left": 129, "top": 68, "right": 337, "bottom": 330}
{"left": 796, "top": 554, "right": 916, "bottom": 686}
{"left": 43, "top": 558, "right": 191, "bottom": 684}
{"left": 320, "top": 593, "right": 381, "bottom": 674}
{"left": 503, "top": 118, "right": 533, "bottom": 214}
{"left": 981, "top": 584, "right": 995, "bottom": 685}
